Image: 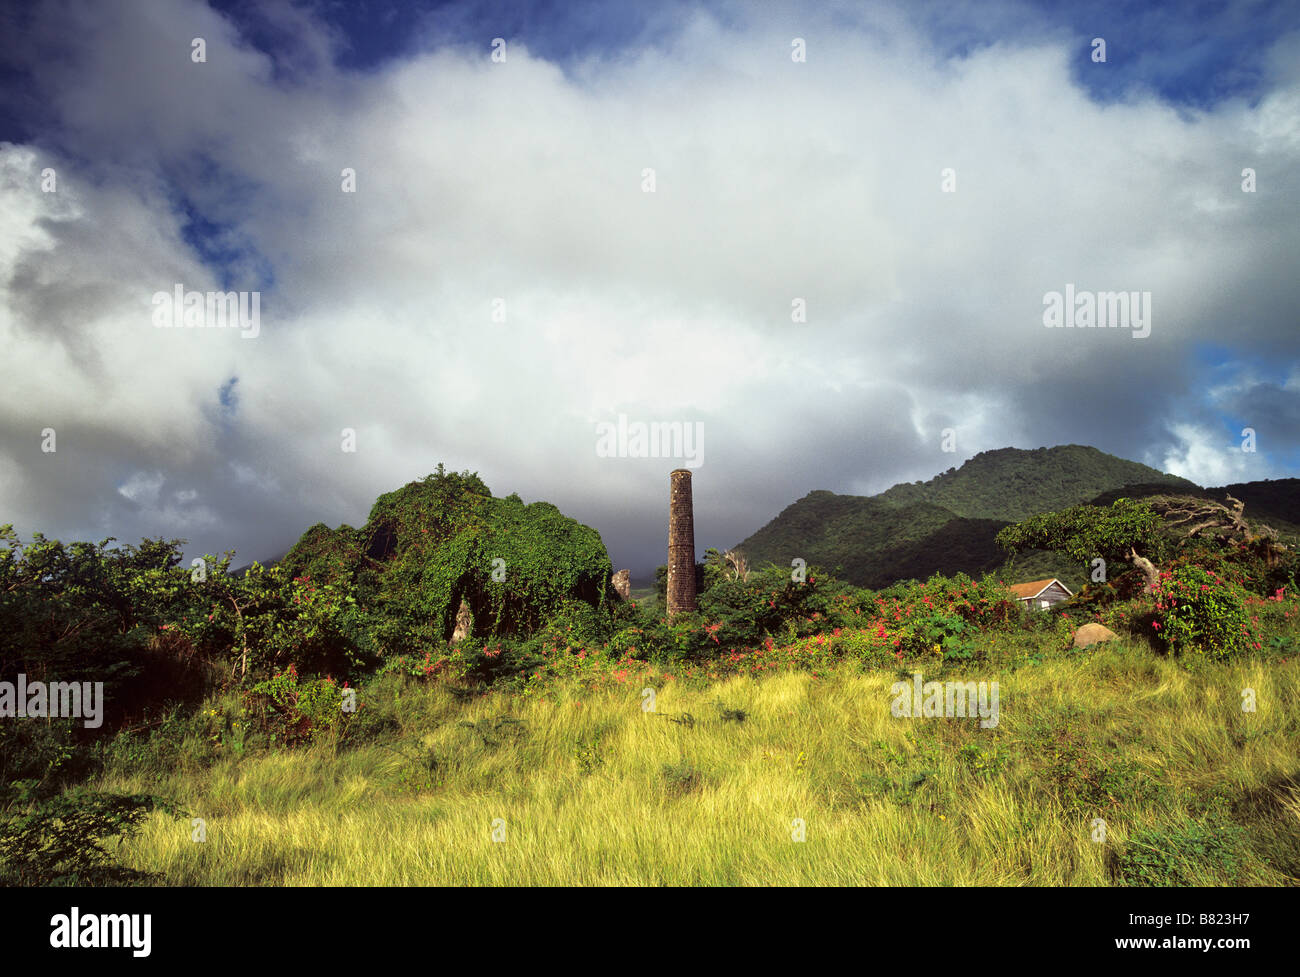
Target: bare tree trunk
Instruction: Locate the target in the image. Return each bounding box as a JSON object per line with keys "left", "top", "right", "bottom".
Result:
{"left": 1127, "top": 547, "right": 1160, "bottom": 594}
{"left": 225, "top": 594, "right": 249, "bottom": 681}
{"left": 723, "top": 549, "right": 749, "bottom": 583}
{"left": 1123, "top": 494, "right": 1289, "bottom": 593}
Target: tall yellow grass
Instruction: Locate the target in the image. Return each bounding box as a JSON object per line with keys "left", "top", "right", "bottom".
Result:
{"left": 101, "top": 640, "right": 1300, "bottom": 885}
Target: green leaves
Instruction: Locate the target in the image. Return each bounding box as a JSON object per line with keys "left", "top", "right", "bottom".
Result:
{"left": 0, "top": 790, "right": 176, "bottom": 886}
{"left": 996, "top": 498, "right": 1163, "bottom": 566}
{"left": 281, "top": 468, "right": 616, "bottom": 654}
{"left": 1152, "top": 564, "right": 1253, "bottom": 660}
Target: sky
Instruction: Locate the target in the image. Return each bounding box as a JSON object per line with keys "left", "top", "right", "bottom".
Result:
{"left": 1, "top": 0, "right": 1297, "bottom": 582}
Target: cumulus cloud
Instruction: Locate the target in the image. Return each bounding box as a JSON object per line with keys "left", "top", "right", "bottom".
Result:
{"left": 1160, "top": 423, "right": 1258, "bottom": 487}
{"left": 0, "top": 0, "right": 1297, "bottom": 576}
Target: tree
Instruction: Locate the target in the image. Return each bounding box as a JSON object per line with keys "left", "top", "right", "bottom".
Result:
{"left": 703, "top": 547, "right": 750, "bottom": 585}
{"left": 996, "top": 494, "right": 1285, "bottom": 593}
{"left": 995, "top": 498, "right": 1163, "bottom": 585}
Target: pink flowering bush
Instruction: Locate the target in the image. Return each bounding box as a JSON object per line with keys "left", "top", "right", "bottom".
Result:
{"left": 1151, "top": 564, "right": 1254, "bottom": 660}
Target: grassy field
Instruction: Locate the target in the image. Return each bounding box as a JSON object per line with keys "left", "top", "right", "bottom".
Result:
{"left": 95, "top": 636, "right": 1300, "bottom": 885}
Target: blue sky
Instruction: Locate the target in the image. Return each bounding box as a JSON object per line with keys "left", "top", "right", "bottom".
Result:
{"left": 0, "top": 0, "right": 1297, "bottom": 577}
{"left": 200, "top": 0, "right": 1291, "bottom": 105}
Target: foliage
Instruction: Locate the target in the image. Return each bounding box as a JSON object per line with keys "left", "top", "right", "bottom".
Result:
{"left": 1109, "top": 816, "right": 1247, "bottom": 886}
{"left": 0, "top": 790, "right": 174, "bottom": 886}
{"left": 1172, "top": 538, "right": 1299, "bottom": 600}
{"left": 280, "top": 522, "right": 365, "bottom": 591}
{"left": 995, "top": 498, "right": 1165, "bottom": 566}
{"left": 737, "top": 446, "right": 1196, "bottom": 587}
{"left": 661, "top": 760, "right": 703, "bottom": 796}
{"left": 641, "top": 563, "right": 860, "bottom": 662}
{"left": 0, "top": 719, "right": 91, "bottom": 807}
{"left": 868, "top": 573, "right": 1020, "bottom": 661}
{"left": 246, "top": 665, "right": 353, "bottom": 745}
{"left": 296, "top": 466, "right": 615, "bottom": 654}
{"left": 1150, "top": 565, "right": 1254, "bottom": 660}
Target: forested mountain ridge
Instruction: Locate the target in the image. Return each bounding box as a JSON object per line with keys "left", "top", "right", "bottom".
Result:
{"left": 871, "top": 445, "right": 1199, "bottom": 520}
{"left": 734, "top": 445, "right": 1258, "bottom": 589}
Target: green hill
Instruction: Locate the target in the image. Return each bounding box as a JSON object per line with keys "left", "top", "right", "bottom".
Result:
{"left": 873, "top": 445, "right": 1200, "bottom": 520}
{"left": 735, "top": 445, "right": 1201, "bottom": 589}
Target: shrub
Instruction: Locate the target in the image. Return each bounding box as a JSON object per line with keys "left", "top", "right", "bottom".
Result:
{"left": 868, "top": 573, "right": 1017, "bottom": 662}
{"left": 1109, "top": 817, "right": 1247, "bottom": 886}
{"left": 0, "top": 790, "right": 175, "bottom": 886}
{"left": 632, "top": 613, "right": 704, "bottom": 665}
{"left": 605, "top": 627, "right": 657, "bottom": 662}
{"left": 1151, "top": 565, "right": 1254, "bottom": 660}
{"left": 662, "top": 761, "right": 703, "bottom": 796}
{"left": 538, "top": 598, "right": 611, "bottom": 649}
{"left": 447, "top": 636, "right": 546, "bottom": 687}
{"left": 246, "top": 666, "right": 353, "bottom": 744}
{"left": 0, "top": 719, "right": 90, "bottom": 806}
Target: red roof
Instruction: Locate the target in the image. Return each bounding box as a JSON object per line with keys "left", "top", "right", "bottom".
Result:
{"left": 1007, "top": 578, "right": 1072, "bottom": 600}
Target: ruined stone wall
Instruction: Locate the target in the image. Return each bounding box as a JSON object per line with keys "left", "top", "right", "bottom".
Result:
{"left": 666, "top": 469, "right": 697, "bottom": 616}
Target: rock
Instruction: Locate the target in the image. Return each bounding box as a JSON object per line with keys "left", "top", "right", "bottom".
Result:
{"left": 451, "top": 598, "right": 473, "bottom": 642}
{"left": 611, "top": 569, "right": 631, "bottom": 601}
{"left": 1072, "top": 622, "right": 1118, "bottom": 649}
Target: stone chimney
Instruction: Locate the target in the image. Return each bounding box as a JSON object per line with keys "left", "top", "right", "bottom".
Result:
{"left": 666, "top": 469, "right": 697, "bottom": 616}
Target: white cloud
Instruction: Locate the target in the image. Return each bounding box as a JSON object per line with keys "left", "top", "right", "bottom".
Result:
{"left": 117, "top": 470, "right": 164, "bottom": 506}
{"left": 0, "top": 0, "right": 1297, "bottom": 571}
{"left": 1159, "top": 423, "right": 1256, "bottom": 487}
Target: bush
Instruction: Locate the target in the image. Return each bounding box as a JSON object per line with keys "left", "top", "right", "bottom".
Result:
{"left": 0, "top": 719, "right": 91, "bottom": 806}
{"left": 246, "top": 666, "right": 354, "bottom": 744}
{"left": 1151, "top": 565, "right": 1254, "bottom": 660}
{"left": 538, "top": 598, "right": 612, "bottom": 649}
{"left": 606, "top": 625, "right": 651, "bottom": 661}
{"left": 868, "top": 573, "right": 1018, "bottom": 662}
{"left": 662, "top": 761, "right": 703, "bottom": 796}
{"left": 694, "top": 564, "right": 864, "bottom": 648}
{"left": 641, "top": 612, "right": 715, "bottom": 665}
{"left": 0, "top": 790, "right": 174, "bottom": 886}
{"left": 1174, "top": 540, "right": 1298, "bottom": 600}
{"left": 449, "top": 637, "right": 545, "bottom": 687}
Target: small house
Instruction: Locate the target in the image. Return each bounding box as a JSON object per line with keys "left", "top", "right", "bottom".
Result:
{"left": 1007, "top": 577, "right": 1073, "bottom": 610}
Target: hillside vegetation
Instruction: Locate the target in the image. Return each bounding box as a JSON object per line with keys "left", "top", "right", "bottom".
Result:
{"left": 2, "top": 464, "right": 1297, "bottom": 886}
{"left": 874, "top": 445, "right": 1200, "bottom": 521}
{"left": 736, "top": 445, "right": 1225, "bottom": 589}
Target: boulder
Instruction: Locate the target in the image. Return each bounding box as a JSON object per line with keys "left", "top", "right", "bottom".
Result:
{"left": 611, "top": 569, "right": 631, "bottom": 601}
{"left": 1072, "top": 622, "right": 1118, "bottom": 649}
{"left": 451, "top": 598, "right": 473, "bottom": 642}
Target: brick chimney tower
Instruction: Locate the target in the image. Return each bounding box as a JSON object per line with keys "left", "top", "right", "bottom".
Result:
{"left": 667, "top": 469, "right": 697, "bottom": 616}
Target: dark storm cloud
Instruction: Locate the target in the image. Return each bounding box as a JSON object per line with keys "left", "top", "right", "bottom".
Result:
{"left": 1, "top": 0, "right": 1297, "bottom": 577}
